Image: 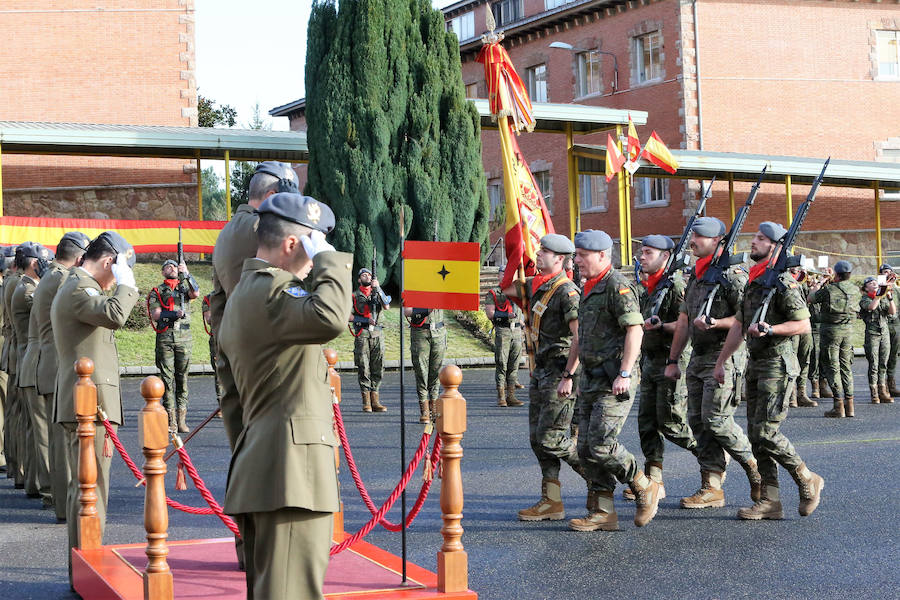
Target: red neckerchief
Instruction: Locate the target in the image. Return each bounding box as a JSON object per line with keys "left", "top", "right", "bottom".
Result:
{"left": 748, "top": 259, "right": 770, "bottom": 284}
{"left": 791, "top": 271, "right": 801, "bottom": 281}
{"left": 641, "top": 268, "right": 665, "bottom": 295}
{"left": 867, "top": 291, "right": 877, "bottom": 299}
{"left": 694, "top": 255, "right": 713, "bottom": 279}
{"left": 582, "top": 263, "right": 613, "bottom": 297}
{"left": 530, "top": 269, "right": 561, "bottom": 295}
{"left": 164, "top": 278, "right": 179, "bottom": 290}
{"left": 155, "top": 279, "right": 180, "bottom": 311}
{"left": 354, "top": 286, "right": 372, "bottom": 319}
{"left": 489, "top": 290, "right": 512, "bottom": 314}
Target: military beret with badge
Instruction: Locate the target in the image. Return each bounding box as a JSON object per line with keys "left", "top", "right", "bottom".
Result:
{"left": 641, "top": 234, "right": 674, "bottom": 251}
{"left": 59, "top": 231, "right": 91, "bottom": 250}
{"left": 691, "top": 216, "right": 726, "bottom": 238}
{"left": 539, "top": 233, "right": 576, "bottom": 255}
{"left": 573, "top": 229, "right": 613, "bottom": 252}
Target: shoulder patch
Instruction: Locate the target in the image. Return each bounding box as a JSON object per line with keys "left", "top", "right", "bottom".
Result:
{"left": 283, "top": 286, "right": 307, "bottom": 298}
{"left": 789, "top": 282, "right": 798, "bottom": 289}
{"left": 568, "top": 290, "right": 579, "bottom": 297}
{"left": 618, "top": 288, "right": 631, "bottom": 295}
{"left": 83, "top": 288, "right": 99, "bottom": 297}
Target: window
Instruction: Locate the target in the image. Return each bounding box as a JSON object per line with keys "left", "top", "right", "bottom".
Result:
{"left": 446, "top": 11, "right": 475, "bottom": 41}
{"left": 545, "top": 0, "right": 573, "bottom": 8}
{"left": 526, "top": 64, "right": 548, "bottom": 102}
{"left": 634, "top": 177, "right": 669, "bottom": 206}
{"left": 465, "top": 82, "right": 479, "bottom": 99}
{"left": 492, "top": 0, "right": 523, "bottom": 26}
{"left": 876, "top": 30, "right": 900, "bottom": 79}
{"left": 488, "top": 181, "right": 504, "bottom": 222}
{"left": 576, "top": 50, "right": 602, "bottom": 97}
{"left": 634, "top": 31, "right": 662, "bottom": 83}
{"left": 579, "top": 174, "right": 607, "bottom": 212}
{"left": 534, "top": 171, "right": 553, "bottom": 215}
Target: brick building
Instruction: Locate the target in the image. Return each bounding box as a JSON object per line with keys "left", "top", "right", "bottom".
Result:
{"left": 0, "top": 1, "right": 198, "bottom": 220}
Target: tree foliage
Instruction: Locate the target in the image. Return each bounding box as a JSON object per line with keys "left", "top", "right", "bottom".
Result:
{"left": 200, "top": 166, "right": 227, "bottom": 220}
{"left": 230, "top": 102, "right": 271, "bottom": 211}
{"left": 198, "top": 94, "right": 237, "bottom": 128}
{"left": 305, "top": 0, "right": 489, "bottom": 287}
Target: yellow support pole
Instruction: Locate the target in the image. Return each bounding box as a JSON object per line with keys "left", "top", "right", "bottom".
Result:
{"left": 785, "top": 175, "right": 792, "bottom": 225}
{"left": 224, "top": 150, "right": 232, "bottom": 221}
{"left": 874, "top": 181, "right": 883, "bottom": 268}
{"left": 566, "top": 123, "right": 579, "bottom": 239}
{"left": 728, "top": 174, "right": 735, "bottom": 223}
{"left": 616, "top": 125, "right": 628, "bottom": 266}
{"left": 624, "top": 172, "right": 632, "bottom": 257}
{"left": 196, "top": 155, "right": 204, "bottom": 260}
{"left": 0, "top": 140, "right": 4, "bottom": 217}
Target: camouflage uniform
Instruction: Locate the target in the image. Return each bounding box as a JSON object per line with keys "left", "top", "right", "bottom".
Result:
{"left": 576, "top": 268, "right": 645, "bottom": 493}
{"left": 806, "top": 282, "right": 822, "bottom": 384}
{"left": 637, "top": 273, "right": 697, "bottom": 471}
{"left": 486, "top": 289, "right": 523, "bottom": 391}
{"left": 859, "top": 295, "right": 891, "bottom": 388}
{"left": 809, "top": 280, "right": 860, "bottom": 400}
{"left": 409, "top": 309, "right": 447, "bottom": 405}
{"left": 886, "top": 310, "right": 898, "bottom": 387}
{"left": 682, "top": 265, "right": 755, "bottom": 473}
{"left": 526, "top": 271, "right": 582, "bottom": 480}
{"left": 350, "top": 287, "right": 385, "bottom": 394}
{"left": 148, "top": 281, "right": 193, "bottom": 414}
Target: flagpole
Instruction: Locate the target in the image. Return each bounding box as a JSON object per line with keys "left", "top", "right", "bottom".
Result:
{"left": 399, "top": 205, "right": 408, "bottom": 583}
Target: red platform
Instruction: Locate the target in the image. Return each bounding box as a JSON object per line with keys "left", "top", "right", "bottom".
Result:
{"left": 72, "top": 533, "right": 477, "bottom": 599}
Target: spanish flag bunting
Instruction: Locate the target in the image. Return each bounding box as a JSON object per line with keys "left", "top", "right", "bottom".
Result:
{"left": 402, "top": 241, "right": 481, "bottom": 311}
{"left": 641, "top": 130, "right": 680, "bottom": 174}
{"left": 605, "top": 133, "right": 626, "bottom": 182}
{"left": 0, "top": 216, "right": 225, "bottom": 253}
{"left": 626, "top": 114, "right": 642, "bottom": 162}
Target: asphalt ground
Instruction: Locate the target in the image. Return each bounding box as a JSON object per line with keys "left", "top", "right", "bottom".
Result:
{"left": 1, "top": 360, "right": 898, "bottom": 600}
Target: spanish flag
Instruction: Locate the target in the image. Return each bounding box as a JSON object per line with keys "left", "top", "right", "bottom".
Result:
{"left": 641, "top": 131, "right": 680, "bottom": 174}
{"left": 626, "top": 115, "right": 642, "bottom": 162}
{"left": 402, "top": 241, "right": 481, "bottom": 311}
{"left": 605, "top": 133, "right": 626, "bottom": 182}
{"left": 0, "top": 216, "right": 225, "bottom": 253}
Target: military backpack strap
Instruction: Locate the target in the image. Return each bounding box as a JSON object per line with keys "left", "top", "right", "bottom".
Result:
{"left": 528, "top": 275, "right": 571, "bottom": 346}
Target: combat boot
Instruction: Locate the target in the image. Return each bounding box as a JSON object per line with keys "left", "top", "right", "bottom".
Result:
{"left": 680, "top": 471, "right": 725, "bottom": 509}
{"left": 167, "top": 408, "right": 177, "bottom": 432}
{"left": 429, "top": 397, "right": 437, "bottom": 420}
{"left": 741, "top": 459, "right": 763, "bottom": 502}
{"left": 889, "top": 375, "right": 900, "bottom": 396}
{"left": 878, "top": 384, "right": 894, "bottom": 403}
{"left": 737, "top": 482, "right": 784, "bottom": 520}
{"left": 623, "top": 462, "right": 666, "bottom": 501}
{"left": 845, "top": 395, "right": 855, "bottom": 417}
{"left": 823, "top": 397, "right": 844, "bottom": 418}
{"left": 870, "top": 385, "right": 880, "bottom": 404}
{"left": 818, "top": 378, "right": 833, "bottom": 398}
{"left": 797, "top": 383, "right": 817, "bottom": 407}
{"left": 630, "top": 471, "right": 662, "bottom": 527}
{"left": 371, "top": 391, "right": 387, "bottom": 413}
{"left": 568, "top": 490, "right": 618, "bottom": 531}
{"left": 788, "top": 385, "right": 798, "bottom": 407}
{"left": 811, "top": 379, "right": 820, "bottom": 399}
{"left": 177, "top": 409, "right": 189, "bottom": 433}
{"left": 418, "top": 400, "right": 430, "bottom": 424}
{"left": 505, "top": 385, "right": 524, "bottom": 407}
{"left": 789, "top": 462, "right": 824, "bottom": 516}
{"left": 518, "top": 478, "right": 565, "bottom": 521}
{"left": 362, "top": 391, "right": 372, "bottom": 412}
{"left": 496, "top": 386, "right": 507, "bottom": 407}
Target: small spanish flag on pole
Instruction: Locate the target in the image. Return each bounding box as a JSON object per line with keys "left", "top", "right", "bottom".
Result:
{"left": 641, "top": 130, "right": 680, "bottom": 174}
{"left": 626, "top": 114, "right": 642, "bottom": 162}
{"left": 402, "top": 241, "right": 481, "bottom": 311}
{"left": 605, "top": 133, "right": 626, "bottom": 182}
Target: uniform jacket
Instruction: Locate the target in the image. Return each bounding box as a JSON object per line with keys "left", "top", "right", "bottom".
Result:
{"left": 1, "top": 272, "right": 22, "bottom": 373}
{"left": 639, "top": 272, "right": 686, "bottom": 358}
{"left": 485, "top": 288, "right": 522, "bottom": 327}
{"left": 209, "top": 204, "right": 260, "bottom": 333}
{"left": 15, "top": 274, "right": 40, "bottom": 389}
{"left": 148, "top": 280, "right": 192, "bottom": 336}
{"left": 809, "top": 280, "right": 860, "bottom": 325}
{"left": 32, "top": 262, "right": 70, "bottom": 396}
{"left": 51, "top": 268, "right": 138, "bottom": 425}
{"left": 351, "top": 287, "right": 385, "bottom": 336}
{"left": 681, "top": 264, "right": 747, "bottom": 352}
{"left": 737, "top": 271, "right": 810, "bottom": 359}
{"left": 218, "top": 252, "right": 353, "bottom": 515}
{"left": 858, "top": 295, "right": 892, "bottom": 337}
{"left": 524, "top": 270, "right": 580, "bottom": 368}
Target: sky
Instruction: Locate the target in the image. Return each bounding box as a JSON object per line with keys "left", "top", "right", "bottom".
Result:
{"left": 195, "top": 0, "right": 459, "bottom": 132}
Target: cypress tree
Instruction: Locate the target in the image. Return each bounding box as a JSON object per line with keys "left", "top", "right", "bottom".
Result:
{"left": 305, "top": 0, "right": 488, "bottom": 286}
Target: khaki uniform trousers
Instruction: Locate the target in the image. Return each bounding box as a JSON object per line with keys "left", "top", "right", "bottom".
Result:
{"left": 24, "top": 386, "right": 53, "bottom": 503}
{"left": 0, "top": 370, "right": 6, "bottom": 469}
{"left": 20, "top": 385, "right": 38, "bottom": 495}
{"left": 43, "top": 392, "right": 69, "bottom": 520}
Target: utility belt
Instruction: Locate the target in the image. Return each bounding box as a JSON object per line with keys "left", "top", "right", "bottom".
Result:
{"left": 493, "top": 318, "right": 520, "bottom": 329}
{"left": 748, "top": 342, "right": 791, "bottom": 360}
{"left": 158, "top": 321, "right": 190, "bottom": 332}
{"left": 822, "top": 317, "right": 853, "bottom": 325}
{"left": 355, "top": 324, "right": 383, "bottom": 334}
{"left": 411, "top": 321, "right": 444, "bottom": 331}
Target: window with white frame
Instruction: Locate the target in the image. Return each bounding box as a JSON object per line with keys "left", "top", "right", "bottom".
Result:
{"left": 545, "top": 0, "right": 573, "bottom": 9}
{"left": 634, "top": 177, "right": 669, "bottom": 206}
{"left": 446, "top": 11, "right": 475, "bottom": 41}
{"left": 534, "top": 171, "right": 553, "bottom": 215}
{"left": 492, "top": 0, "right": 523, "bottom": 26}
{"left": 876, "top": 30, "right": 900, "bottom": 79}
{"left": 634, "top": 31, "right": 662, "bottom": 83}
{"left": 526, "top": 64, "right": 548, "bottom": 102}
{"left": 576, "top": 50, "right": 602, "bottom": 97}
{"left": 488, "top": 181, "right": 504, "bottom": 222}
{"left": 579, "top": 174, "right": 608, "bottom": 211}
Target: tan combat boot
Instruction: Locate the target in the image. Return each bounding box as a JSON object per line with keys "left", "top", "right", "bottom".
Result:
{"left": 418, "top": 400, "right": 430, "bottom": 424}
{"left": 879, "top": 384, "right": 894, "bottom": 403}
{"left": 810, "top": 379, "right": 820, "bottom": 399}
{"left": 371, "top": 391, "right": 387, "bottom": 413}
{"left": 737, "top": 482, "right": 784, "bottom": 520}
{"left": 870, "top": 385, "right": 881, "bottom": 404}
{"left": 177, "top": 408, "right": 189, "bottom": 433}
{"left": 623, "top": 462, "right": 666, "bottom": 501}
{"left": 496, "top": 386, "right": 507, "bottom": 407}
{"left": 680, "top": 471, "right": 725, "bottom": 509}
{"left": 797, "top": 382, "right": 818, "bottom": 407}
{"left": 505, "top": 385, "right": 524, "bottom": 407}
{"left": 819, "top": 378, "right": 833, "bottom": 399}
{"left": 362, "top": 391, "right": 372, "bottom": 412}
{"left": 788, "top": 385, "right": 798, "bottom": 408}
{"left": 742, "top": 459, "right": 763, "bottom": 502}
{"left": 790, "top": 462, "right": 824, "bottom": 516}
{"left": 845, "top": 395, "right": 855, "bottom": 417}
{"left": 167, "top": 408, "right": 177, "bottom": 432}
{"left": 568, "top": 490, "right": 618, "bottom": 531}
{"left": 823, "top": 397, "right": 844, "bottom": 418}
{"left": 630, "top": 471, "right": 662, "bottom": 527}
{"left": 888, "top": 375, "right": 899, "bottom": 396}
{"left": 518, "top": 478, "right": 565, "bottom": 521}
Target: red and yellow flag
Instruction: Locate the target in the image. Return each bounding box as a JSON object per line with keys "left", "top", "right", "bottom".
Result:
{"left": 626, "top": 115, "right": 641, "bottom": 162}
{"left": 605, "top": 133, "right": 626, "bottom": 182}
{"left": 0, "top": 216, "right": 225, "bottom": 253}
{"left": 476, "top": 42, "right": 535, "bottom": 133}
{"left": 641, "top": 131, "right": 680, "bottom": 174}
{"left": 402, "top": 241, "right": 481, "bottom": 311}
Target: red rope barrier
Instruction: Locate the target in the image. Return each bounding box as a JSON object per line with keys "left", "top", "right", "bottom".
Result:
{"left": 175, "top": 446, "right": 240, "bottom": 536}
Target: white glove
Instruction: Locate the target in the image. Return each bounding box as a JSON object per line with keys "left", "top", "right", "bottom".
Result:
{"left": 300, "top": 230, "right": 335, "bottom": 259}
{"left": 111, "top": 252, "right": 136, "bottom": 289}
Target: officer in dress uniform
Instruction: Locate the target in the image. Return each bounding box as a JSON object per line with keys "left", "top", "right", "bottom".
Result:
{"left": 2, "top": 249, "right": 23, "bottom": 488}
{"left": 218, "top": 192, "right": 351, "bottom": 600}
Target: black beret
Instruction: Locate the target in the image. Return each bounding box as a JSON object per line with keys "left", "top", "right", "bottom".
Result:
{"left": 59, "top": 231, "right": 91, "bottom": 250}
{"left": 258, "top": 193, "right": 335, "bottom": 234}
{"left": 574, "top": 230, "right": 613, "bottom": 252}
{"left": 879, "top": 263, "right": 894, "bottom": 273}
{"left": 641, "top": 234, "right": 674, "bottom": 251}
{"left": 17, "top": 241, "right": 51, "bottom": 261}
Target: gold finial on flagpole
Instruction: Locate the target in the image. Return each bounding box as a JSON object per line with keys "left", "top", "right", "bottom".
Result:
{"left": 482, "top": 7, "right": 503, "bottom": 44}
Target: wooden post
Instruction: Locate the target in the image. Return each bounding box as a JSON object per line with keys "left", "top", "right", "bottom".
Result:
{"left": 139, "top": 376, "right": 173, "bottom": 600}
{"left": 436, "top": 365, "right": 468, "bottom": 593}
{"left": 75, "top": 357, "right": 101, "bottom": 550}
{"left": 324, "top": 348, "right": 344, "bottom": 538}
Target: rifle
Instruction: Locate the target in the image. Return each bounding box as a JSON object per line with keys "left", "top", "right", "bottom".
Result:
{"left": 177, "top": 225, "right": 187, "bottom": 316}
{"left": 370, "top": 247, "right": 392, "bottom": 311}
{"left": 698, "top": 167, "right": 767, "bottom": 323}
{"left": 648, "top": 176, "right": 715, "bottom": 322}
{"left": 751, "top": 158, "right": 830, "bottom": 329}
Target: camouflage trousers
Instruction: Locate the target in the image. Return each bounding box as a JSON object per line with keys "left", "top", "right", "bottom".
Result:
{"left": 411, "top": 326, "right": 446, "bottom": 402}
{"left": 353, "top": 330, "right": 384, "bottom": 393}
{"left": 793, "top": 331, "right": 812, "bottom": 388}
{"left": 528, "top": 360, "right": 581, "bottom": 480}
{"left": 155, "top": 330, "right": 192, "bottom": 412}
{"left": 493, "top": 325, "right": 523, "bottom": 389}
{"left": 863, "top": 331, "right": 889, "bottom": 386}
{"left": 808, "top": 326, "right": 821, "bottom": 382}
{"left": 686, "top": 351, "right": 754, "bottom": 473}
{"left": 638, "top": 354, "right": 697, "bottom": 465}
{"left": 887, "top": 319, "right": 899, "bottom": 375}
{"left": 576, "top": 371, "right": 639, "bottom": 493}
{"left": 820, "top": 323, "right": 854, "bottom": 398}
{"left": 745, "top": 354, "right": 803, "bottom": 485}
